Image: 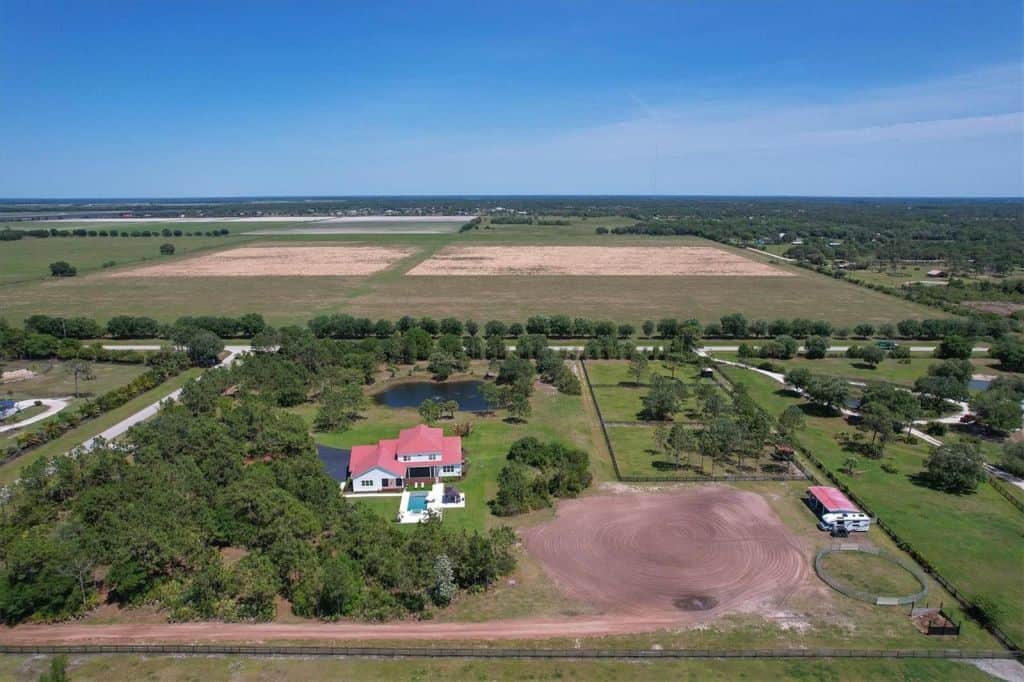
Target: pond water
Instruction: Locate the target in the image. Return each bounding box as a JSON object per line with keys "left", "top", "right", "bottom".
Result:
{"left": 968, "top": 378, "right": 992, "bottom": 391}
{"left": 374, "top": 380, "right": 489, "bottom": 411}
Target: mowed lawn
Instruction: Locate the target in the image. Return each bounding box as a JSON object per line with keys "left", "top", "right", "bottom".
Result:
{"left": 296, "top": 377, "right": 601, "bottom": 533}
{"left": 586, "top": 360, "right": 706, "bottom": 423}
{"left": 717, "top": 364, "right": 1024, "bottom": 645}
{"left": 606, "top": 424, "right": 703, "bottom": 477}
{"left": 0, "top": 230, "right": 941, "bottom": 326}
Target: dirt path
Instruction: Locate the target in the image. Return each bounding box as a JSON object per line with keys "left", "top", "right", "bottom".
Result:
{"left": 2, "top": 615, "right": 693, "bottom": 645}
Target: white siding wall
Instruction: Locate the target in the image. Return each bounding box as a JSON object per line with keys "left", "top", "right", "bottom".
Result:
{"left": 352, "top": 467, "right": 402, "bottom": 492}
{"left": 439, "top": 463, "right": 462, "bottom": 478}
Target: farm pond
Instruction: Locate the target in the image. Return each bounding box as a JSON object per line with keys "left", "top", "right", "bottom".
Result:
{"left": 374, "top": 379, "right": 489, "bottom": 411}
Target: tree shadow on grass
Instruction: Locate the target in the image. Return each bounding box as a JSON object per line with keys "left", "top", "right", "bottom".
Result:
{"left": 850, "top": 362, "right": 879, "bottom": 371}
{"left": 651, "top": 460, "right": 697, "bottom": 472}
{"left": 798, "top": 403, "right": 840, "bottom": 418}
{"left": 907, "top": 471, "right": 977, "bottom": 496}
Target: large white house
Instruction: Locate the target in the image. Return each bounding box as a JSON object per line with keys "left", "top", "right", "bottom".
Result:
{"left": 349, "top": 424, "right": 463, "bottom": 492}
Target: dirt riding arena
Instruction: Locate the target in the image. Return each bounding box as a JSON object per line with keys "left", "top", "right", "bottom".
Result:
{"left": 521, "top": 487, "right": 808, "bottom": 618}
{"left": 406, "top": 246, "right": 793, "bottom": 276}
{"left": 106, "top": 245, "right": 416, "bottom": 277}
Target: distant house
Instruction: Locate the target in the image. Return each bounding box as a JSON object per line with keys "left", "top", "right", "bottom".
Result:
{"left": 926, "top": 269, "right": 948, "bottom": 278}
{"left": 0, "top": 399, "right": 19, "bottom": 421}
{"left": 349, "top": 424, "right": 463, "bottom": 493}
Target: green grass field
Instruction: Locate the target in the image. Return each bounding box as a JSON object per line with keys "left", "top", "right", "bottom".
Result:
{"left": 606, "top": 424, "right": 702, "bottom": 476}
{"left": 0, "top": 654, "right": 1000, "bottom": 682}
{"left": 715, "top": 353, "right": 938, "bottom": 387}
{"left": 585, "top": 360, "right": 708, "bottom": 422}
{"left": 713, "top": 352, "right": 1010, "bottom": 388}
{"left": 0, "top": 225, "right": 943, "bottom": 326}
{"left": 717, "top": 364, "right": 1024, "bottom": 645}
{"left": 0, "top": 229, "right": 250, "bottom": 285}
{"left": 0, "top": 359, "right": 148, "bottom": 399}
{"left": 818, "top": 550, "right": 925, "bottom": 598}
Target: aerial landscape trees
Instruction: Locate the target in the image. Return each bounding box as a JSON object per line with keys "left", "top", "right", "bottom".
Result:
{"left": 0, "top": 345, "right": 518, "bottom": 624}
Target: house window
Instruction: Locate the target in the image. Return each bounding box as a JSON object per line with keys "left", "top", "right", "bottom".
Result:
{"left": 442, "top": 465, "right": 456, "bottom": 474}
{"left": 360, "top": 479, "right": 374, "bottom": 487}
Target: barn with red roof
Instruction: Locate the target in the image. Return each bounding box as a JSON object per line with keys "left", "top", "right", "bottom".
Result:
{"left": 349, "top": 424, "right": 463, "bottom": 492}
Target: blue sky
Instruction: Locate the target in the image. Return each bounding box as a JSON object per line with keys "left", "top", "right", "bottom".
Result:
{"left": 1, "top": 2, "right": 1021, "bottom": 197}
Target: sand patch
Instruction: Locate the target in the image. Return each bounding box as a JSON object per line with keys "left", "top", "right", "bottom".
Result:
{"left": 407, "top": 246, "right": 794, "bottom": 276}
{"left": 521, "top": 487, "right": 808, "bottom": 617}
{"left": 105, "top": 245, "right": 416, "bottom": 278}
{"left": 1, "top": 369, "right": 37, "bottom": 384}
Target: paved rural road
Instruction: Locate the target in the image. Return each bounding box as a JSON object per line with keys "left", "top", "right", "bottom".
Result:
{"left": 79, "top": 347, "right": 248, "bottom": 451}
{"left": 521, "top": 345, "right": 989, "bottom": 353}
{"left": 3, "top": 615, "right": 701, "bottom": 645}
{"left": 108, "top": 343, "right": 991, "bottom": 354}
{"left": 0, "top": 398, "right": 70, "bottom": 434}
{"left": 745, "top": 246, "right": 797, "bottom": 262}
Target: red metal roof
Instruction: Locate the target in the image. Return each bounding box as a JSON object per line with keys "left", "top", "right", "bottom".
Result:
{"left": 349, "top": 425, "right": 462, "bottom": 478}
{"left": 807, "top": 486, "right": 860, "bottom": 514}
{"left": 397, "top": 424, "right": 443, "bottom": 454}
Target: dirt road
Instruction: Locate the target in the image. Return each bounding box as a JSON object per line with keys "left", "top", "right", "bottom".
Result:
{"left": 2, "top": 615, "right": 694, "bottom": 645}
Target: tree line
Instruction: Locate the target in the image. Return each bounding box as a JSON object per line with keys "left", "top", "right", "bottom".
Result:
{"left": 8, "top": 310, "right": 1017, "bottom": 345}
{"left": 0, "top": 227, "right": 231, "bottom": 240}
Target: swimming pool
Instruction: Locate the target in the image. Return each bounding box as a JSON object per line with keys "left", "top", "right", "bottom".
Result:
{"left": 407, "top": 492, "right": 429, "bottom": 513}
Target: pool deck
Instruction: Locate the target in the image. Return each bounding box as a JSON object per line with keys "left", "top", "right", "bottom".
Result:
{"left": 398, "top": 483, "right": 466, "bottom": 524}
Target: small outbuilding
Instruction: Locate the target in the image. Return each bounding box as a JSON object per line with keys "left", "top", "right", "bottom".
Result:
{"left": 806, "top": 486, "right": 871, "bottom": 532}
{"left": 926, "top": 269, "right": 948, "bottom": 278}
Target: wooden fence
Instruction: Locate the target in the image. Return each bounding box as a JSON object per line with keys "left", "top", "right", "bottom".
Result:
{"left": 0, "top": 644, "right": 1018, "bottom": 660}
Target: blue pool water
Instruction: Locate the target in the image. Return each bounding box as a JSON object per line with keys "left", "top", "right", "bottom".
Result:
{"left": 407, "top": 493, "right": 429, "bottom": 512}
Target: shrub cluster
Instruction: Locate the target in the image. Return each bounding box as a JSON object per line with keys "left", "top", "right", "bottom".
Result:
{"left": 492, "top": 437, "right": 592, "bottom": 516}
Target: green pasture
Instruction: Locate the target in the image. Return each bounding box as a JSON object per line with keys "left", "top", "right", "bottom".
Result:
{"left": 818, "top": 550, "right": 925, "bottom": 598}
{"left": 0, "top": 229, "right": 248, "bottom": 285}
{"left": 0, "top": 654, "right": 1000, "bottom": 682}
{"left": 0, "top": 359, "right": 148, "bottom": 400}
{"left": 718, "top": 364, "right": 1024, "bottom": 645}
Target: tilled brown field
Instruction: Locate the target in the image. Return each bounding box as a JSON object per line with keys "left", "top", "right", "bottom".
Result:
{"left": 521, "top": 487, "right": 808, "bottom": 617}
{"left": 406, "top": 246, "right": 793, "bottom": 276}
{"left": 106, "top": 245, "right": 416, "bottom": 277}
